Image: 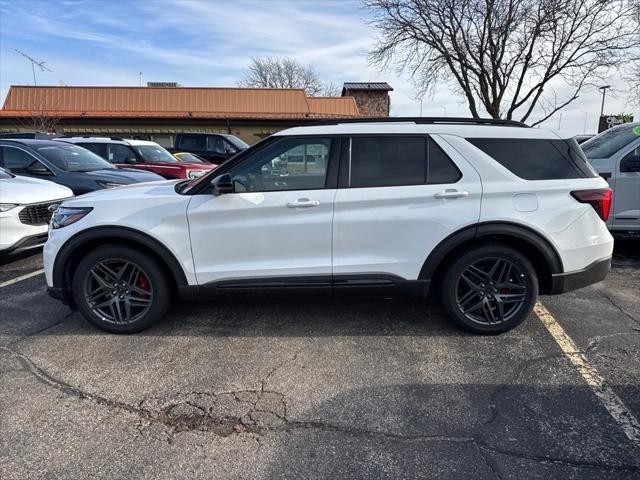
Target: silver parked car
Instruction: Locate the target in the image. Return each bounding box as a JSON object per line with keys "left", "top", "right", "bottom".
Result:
{"left": 581, "top": 122, "right": 640, "bottom": 232}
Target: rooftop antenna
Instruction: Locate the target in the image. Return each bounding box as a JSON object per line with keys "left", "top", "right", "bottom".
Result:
{"left": 15, "top": 49, "right": 51, "bottom": 86}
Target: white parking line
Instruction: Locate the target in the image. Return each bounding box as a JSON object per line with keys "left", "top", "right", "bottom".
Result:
{"left": 0, "top": 269, "right": 45, "bottom": 288}
{"left": 534, "top": 301, "right": 640, "bottom": 447}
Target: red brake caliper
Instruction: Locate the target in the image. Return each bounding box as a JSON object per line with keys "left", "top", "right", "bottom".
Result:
{"left": 136, "top": 274, "right": 150, "bottom": 298}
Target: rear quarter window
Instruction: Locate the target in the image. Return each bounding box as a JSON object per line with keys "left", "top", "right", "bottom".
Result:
{"left": 467, "top": 138, "right": 597, "bottom": 180}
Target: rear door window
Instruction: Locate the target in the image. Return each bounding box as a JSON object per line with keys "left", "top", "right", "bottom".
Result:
{"left": 107, "top": 144, "right": 138, "bottom": 163}
{"left": 467, "top": 138, "right": 597, "bottom": 180}
{"left": 347, "top": 136, "right": 460, "bottom": 188}
{"left": 178, "top": 134, "right": 203, "bottom": 150}
{"left": 77, "top": 143, "right": 108, "bottom": 160}
{"left": 0, "top": 146, "right": 40, "bottom": 174}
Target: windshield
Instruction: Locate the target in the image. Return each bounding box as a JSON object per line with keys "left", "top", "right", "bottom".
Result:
{"left": 176, "top": 152, "right": 206, "bottom": 163}
{"left": 224, "top": 135, "right": 249, "bottom": 150}
{"left": 0, "top": 167, "right": 13, "bottom": 179}
{"left": 581, "top": 123, "right": 640, "bottom": 159}
{"left": 36, "top": 144, "right": 115, "bottom": 172}
{"left": 133, "top": 144, "right": 177, "bottom": 163}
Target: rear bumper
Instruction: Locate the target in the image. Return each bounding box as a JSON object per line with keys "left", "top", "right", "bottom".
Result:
{"left": 549, "top": 256, "right": 611, "bottom": 294}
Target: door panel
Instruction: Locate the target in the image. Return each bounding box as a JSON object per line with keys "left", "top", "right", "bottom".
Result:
{"left": 332, "top": 135, "right": 482, "bottom": 280}
{"left": 187, "top": 136, "right": 338, "bottom": 285}
{"left": 612, "top": 140, "right": 640, "bottom": 230}
{"left": 187, "top": 190, "right": 336, "bottom": 284}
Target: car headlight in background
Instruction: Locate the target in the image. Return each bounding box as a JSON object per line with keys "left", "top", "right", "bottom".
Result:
{"left": 187, "top": 170, "right": 205, "bottom": 179}
{"left": 51, "top": 206, "right": 93, "bottom": 229}
{"left": 0, "top": 203, "right": 19, "bottom": 212}
{"left": 97, "top": 181, "right": 125, "bottom": 189}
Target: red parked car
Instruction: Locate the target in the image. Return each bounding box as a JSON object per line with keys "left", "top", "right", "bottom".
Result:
{"left": 54, "top": 137, "right": 214, "bottom": 179}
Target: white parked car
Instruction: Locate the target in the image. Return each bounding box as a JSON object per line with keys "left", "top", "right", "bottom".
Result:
{"left": 43, "top": 118, "right": 613, "bottom": 334}
{"left": 0, "top": 167, "right": 72, "bottom": 254}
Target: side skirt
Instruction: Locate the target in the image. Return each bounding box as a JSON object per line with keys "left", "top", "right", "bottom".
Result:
{"left": 178, "top": 274, "right": 431, "bottom": 301}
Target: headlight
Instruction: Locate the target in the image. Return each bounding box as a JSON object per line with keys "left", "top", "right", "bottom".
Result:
{"left": 51, "top": 206, "right": 93, "bottom": 229}
{"left": 97, "top": 181, "right": 125, "bottom": 189}
{"left": 187, "top": 170, "right": 205, "bottom": 179}
{"left": 0, "top": 203, "right": 18, "bottom": 212}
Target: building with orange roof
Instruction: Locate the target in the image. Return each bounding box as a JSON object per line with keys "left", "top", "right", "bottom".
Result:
{"left": 0, "top": 83, "right": 391, "bottom": 146}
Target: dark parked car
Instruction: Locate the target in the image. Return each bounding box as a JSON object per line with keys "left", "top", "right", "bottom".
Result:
{"left": 0, "top": 140, "right": 164, "bottom": 195}
{"left": 168, "top": 133, "right": 249, "bottom": 164}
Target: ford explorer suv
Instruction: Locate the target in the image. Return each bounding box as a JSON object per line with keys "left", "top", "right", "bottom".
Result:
{"left": 55, "top": 137, "right": 214, "bottom": 180}
{"left": 44, "top": 118, "right": 613, "bottom": 335}
{"left": 0, "top": 139, "right": 163, "bottom": 195}
{"left": 581, "top": 122, "right": 640, "bottom": 232}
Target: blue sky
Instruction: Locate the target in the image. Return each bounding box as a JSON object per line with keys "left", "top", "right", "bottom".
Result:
{"left": 0, "top": 0, "right": 636, "bottom": 132}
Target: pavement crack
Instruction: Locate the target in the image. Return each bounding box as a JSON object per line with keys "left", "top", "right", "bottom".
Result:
{"left": 596, "top": 290, "right": 639, "bottom": 326}
{"left": 0, "top": 346, "right": 147, "bottom": 419}
{"left": 261, "top": 350, "right": 300, "bottom": 394}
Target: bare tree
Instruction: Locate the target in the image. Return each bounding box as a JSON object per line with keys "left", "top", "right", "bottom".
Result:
{"left": 239, "top": 57, "right": 339, "bottom": 96}
{"left": 366, "top": 0, "right": 640, "bottom": 125}
{"left": 14, "top": 94, "right": 61, "bottom": 132}
{"left": 627, "top": 0, "right": 640, "bottom": 107}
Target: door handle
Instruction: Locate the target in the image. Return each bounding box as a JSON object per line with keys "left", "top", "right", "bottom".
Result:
{"left": 434, "top": 189, "right": 469, "bottom": 199}
{"left": 286, "top": 199, "right": 320, "bottom": 208}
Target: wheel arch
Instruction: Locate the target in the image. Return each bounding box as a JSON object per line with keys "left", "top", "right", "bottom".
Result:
{"left": 419, "top": 222, "right": 564, "bottom": 295}
{"left": 52, "top": 226, "right": 189, "bottom": 306}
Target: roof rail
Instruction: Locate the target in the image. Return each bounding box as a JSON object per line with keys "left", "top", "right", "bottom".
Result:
{"left": 310, "top": 117, "right": 529, "bottom": 128}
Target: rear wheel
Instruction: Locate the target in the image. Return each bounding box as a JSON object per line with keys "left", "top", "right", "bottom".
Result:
{"left": 438, "top": 244, "right": 538, "bottom": 334}
{"left": 72, "top": 245, "right": 171, "bottom": 333}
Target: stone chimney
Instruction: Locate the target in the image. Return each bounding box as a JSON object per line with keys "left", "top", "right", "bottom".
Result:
{"left": 341, "top": 82, "right": 393, "bottom": 117}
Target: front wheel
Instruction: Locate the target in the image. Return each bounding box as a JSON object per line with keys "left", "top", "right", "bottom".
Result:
{"left": 438, "top": 244, "right": 538, "bottom": 334}
{"left": 72, "top": 245, "right": 171, "bottom": 333}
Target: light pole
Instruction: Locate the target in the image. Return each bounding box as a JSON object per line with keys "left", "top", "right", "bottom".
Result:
{"left": 581, "top": 111, "right": 588, "bottom": 134}
{"left": 598, "top": 85, "right": 611, "bottom": 117}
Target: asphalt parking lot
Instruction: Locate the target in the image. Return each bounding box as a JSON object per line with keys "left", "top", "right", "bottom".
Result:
{"left": 1, "top": 237, "right": 639, "bottom": 480}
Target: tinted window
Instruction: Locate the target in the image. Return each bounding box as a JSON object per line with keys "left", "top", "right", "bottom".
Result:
{"left": 427, "top": 138, "right": 461, "bottom": 184}
{"left": 107, "top": 144, "right": 137, "bottom": 163}
{"left": 582, "top": 123, "right": 640, "bottom": 158}
{"left": 230, "top": 137, "right": 331, "bottom": 192}
{"left": 467, "top": 138, "right": 597, "bottom": 180}
{"left": 178, "top": 134, "right": 202, "bottom": 150}
{"left": 206, "top": 135, "right": 225, "bottom": 154}
{"left": 77, "top": 143, "right": 108, "bottom": 159}
{"left": 350, "top": 137, "right": 425, "bottom": 188}
{"left": 1, "top": 146, "right": 39, "bottom": 172}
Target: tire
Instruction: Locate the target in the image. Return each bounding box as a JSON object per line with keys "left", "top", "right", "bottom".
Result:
{"left": 437, "top": 244, "right": 538, "bottom": 335}
{"left": 72, "top": 244, "right": 171, "bottom": 333}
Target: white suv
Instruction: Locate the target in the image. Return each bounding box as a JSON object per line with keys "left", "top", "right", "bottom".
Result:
{"left": 43, "top": 118, "right": 614, "bottom": 334}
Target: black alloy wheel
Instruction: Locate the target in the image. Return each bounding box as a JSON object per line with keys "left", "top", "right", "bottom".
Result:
{"left": 438, "top": 244, "right": 538, "bottom": 334}
{"left": 72, "top": 245, "right": 171, "bottom": 333}
{"left": 84, "top": 259, "right": 153, "bottom": 324}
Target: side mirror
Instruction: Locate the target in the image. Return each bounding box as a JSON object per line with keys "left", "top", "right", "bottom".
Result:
{"left": 124, "top": 157, "right": 137, "bottom": 164}
{"left": 225, "top": 147, "right": 237, "bottom": 155}
{"left": 211, "top": 173, "right": 234, "bottom": 196}
{"left": 621, "top": 155, "right": 640, "bottom": 173}
{"left": 27, "top": 161, "right": 53, "bottom": 176}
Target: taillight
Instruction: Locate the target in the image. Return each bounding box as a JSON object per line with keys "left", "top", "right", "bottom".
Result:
{"left": 570, "top": 188, "right": 612, "bottom": 222}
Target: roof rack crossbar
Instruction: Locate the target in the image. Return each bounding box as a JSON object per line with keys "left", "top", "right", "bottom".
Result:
{"left": 311, "top": 117, "right": 529, "bottom": 128}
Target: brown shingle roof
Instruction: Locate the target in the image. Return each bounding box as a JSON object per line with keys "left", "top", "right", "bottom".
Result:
{"left": 0, "top": 86, "right": 361, "bottom": 119}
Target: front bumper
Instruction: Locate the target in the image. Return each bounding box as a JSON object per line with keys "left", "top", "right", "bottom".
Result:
{"left": 549, "top": 256, "right": 611, "bottom": 294}
{"left": 0, "top": 232, "right": 48, "bottom": 255}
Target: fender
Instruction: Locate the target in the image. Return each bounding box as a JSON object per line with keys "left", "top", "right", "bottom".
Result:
{"left": 52, "top": 226, "right": 189, "bottom": 290}
{"left": 418, "top": 221, "right": 564, "bottom": 280}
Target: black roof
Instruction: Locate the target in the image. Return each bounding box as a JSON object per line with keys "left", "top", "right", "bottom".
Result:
{"left": 311, "top": 116, "right": 528, "bottom": 128}
{"left": 342, "top": 82, "right": 393, "bottom": 95}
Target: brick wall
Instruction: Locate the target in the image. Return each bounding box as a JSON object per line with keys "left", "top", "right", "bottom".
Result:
{"left": 348, "top": 91, "right": 390, "bottom": 117}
